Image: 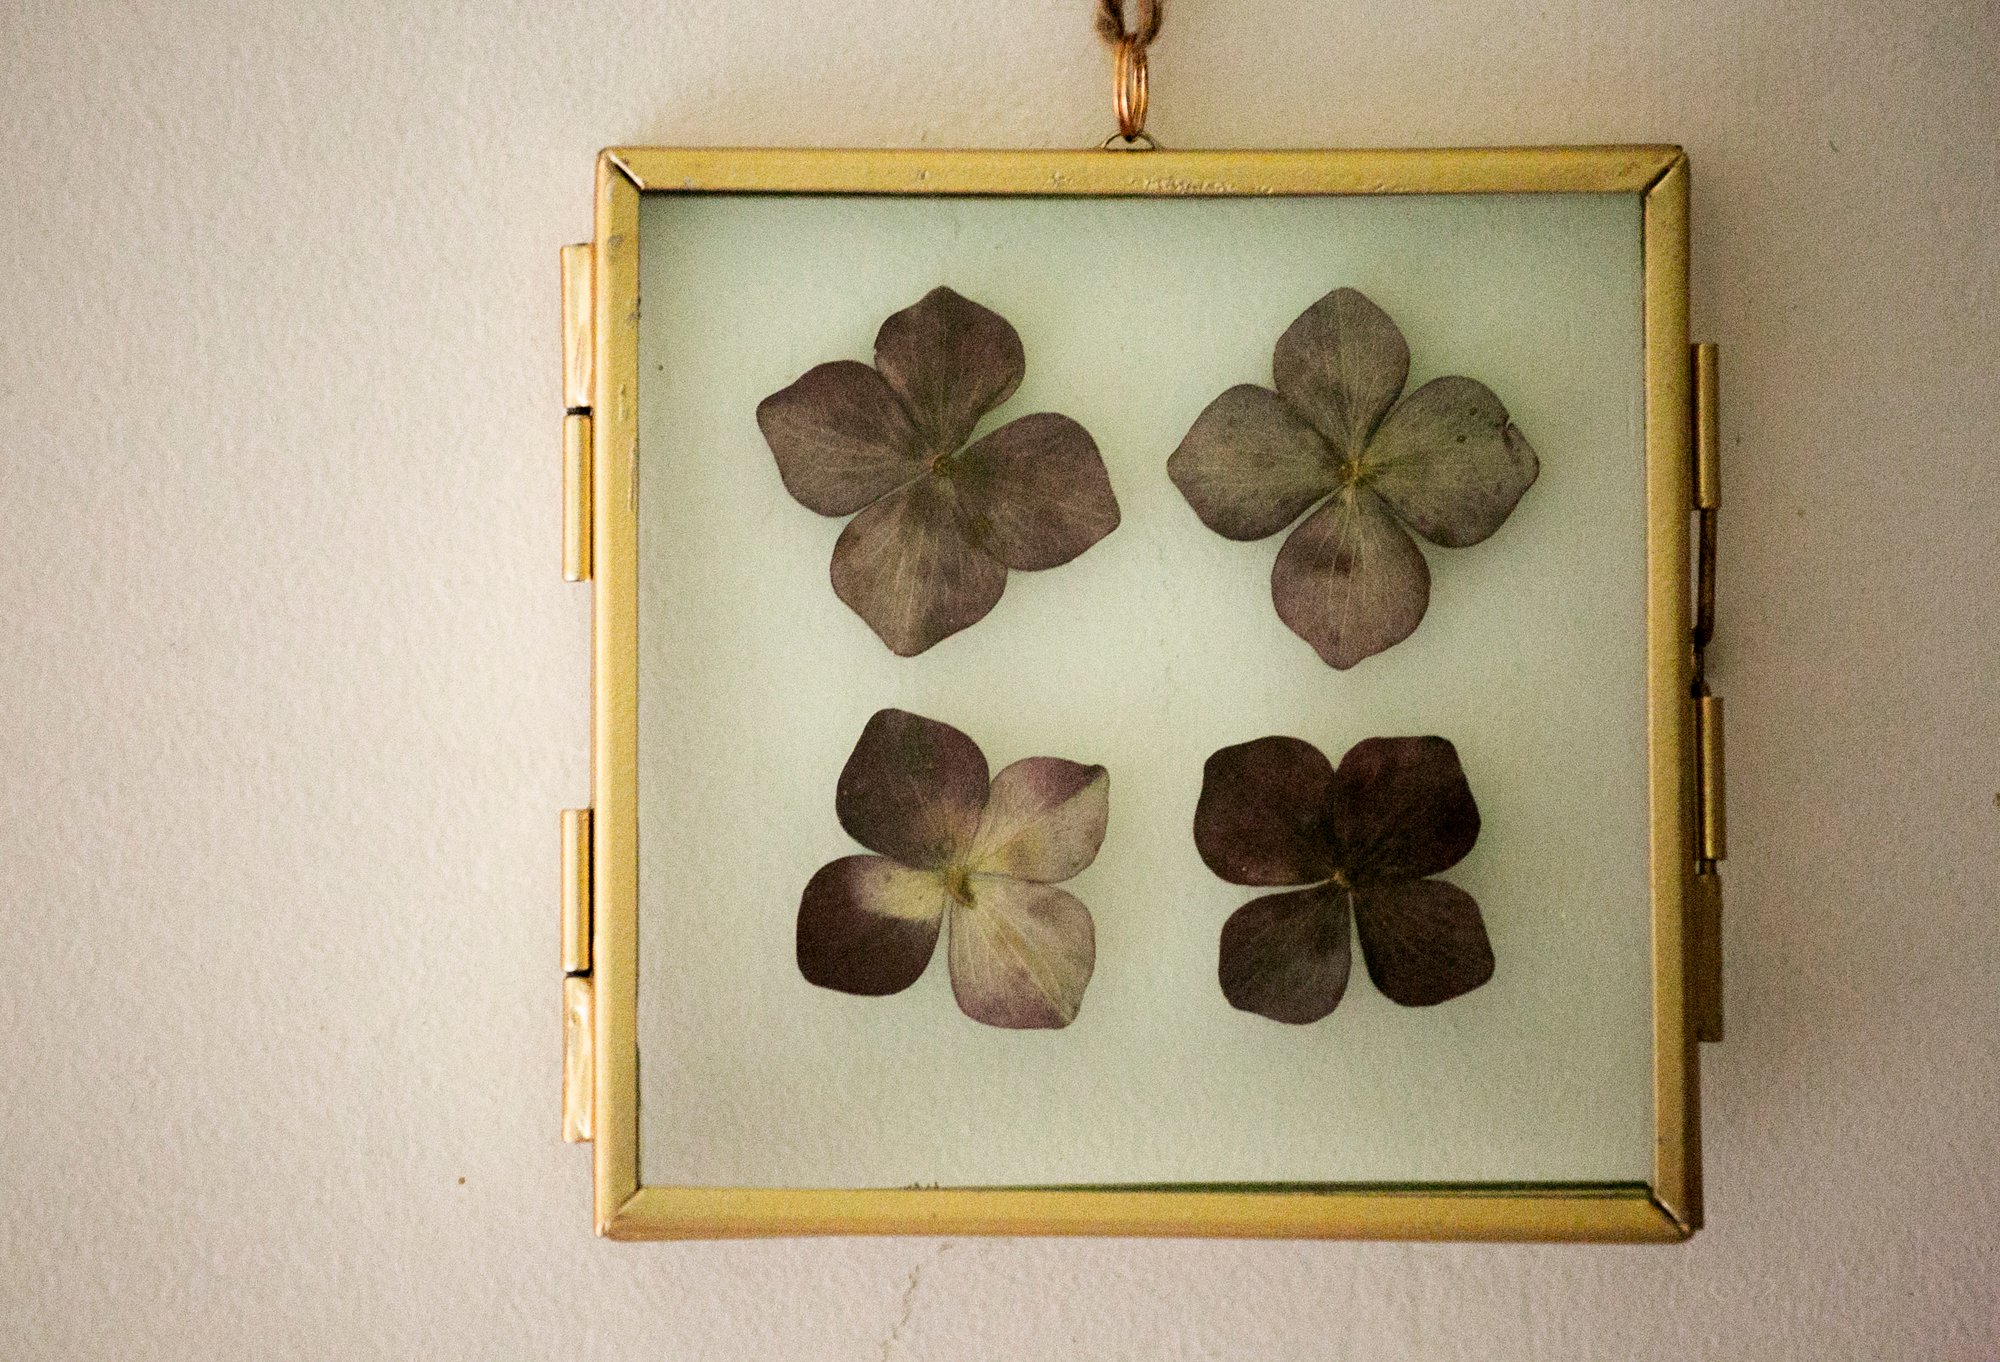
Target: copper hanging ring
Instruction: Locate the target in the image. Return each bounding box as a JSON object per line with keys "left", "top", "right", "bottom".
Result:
{"left": 1112, "top": 34, "right": 1149, "bottom": 141}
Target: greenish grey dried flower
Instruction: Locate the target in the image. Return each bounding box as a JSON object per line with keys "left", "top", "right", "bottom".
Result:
{"left": 1169, "top": 288, "right": 1538, "bottom": 668}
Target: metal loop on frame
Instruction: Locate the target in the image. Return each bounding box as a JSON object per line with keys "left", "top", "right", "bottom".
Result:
{"left": 1112, "top": 34, "right": 1150, "bottom": 141}
{"left": 1095, "top": 0, "right": 1160, "bottom": 146}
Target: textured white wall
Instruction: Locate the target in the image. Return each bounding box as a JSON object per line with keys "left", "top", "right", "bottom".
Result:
{"left": 2, "top": 1, "right": 1994, "bottom": 1357}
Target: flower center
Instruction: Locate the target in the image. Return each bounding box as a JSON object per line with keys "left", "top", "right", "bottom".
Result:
{"left": 942, "top": 864, "right": 976, "bottom": 906}
{"left": 1338, "top": 454, "right": 1369, "bottom": 489}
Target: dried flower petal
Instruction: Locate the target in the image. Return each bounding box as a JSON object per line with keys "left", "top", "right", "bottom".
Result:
{"left": 968, "top": 758, "right": 1109, "bottom": 883}
{"left": 830, "top": 477, "right": 1009, "bottom": 656}
{"left": 1353, "top": 879, "right": 1494, "bottom": 1006}
{"left": 1270, "top": 487, "right": 1431, "bottom": 670}
{"left": 836, "top": 708, "right": 990, "bottom": 872}
{"left": 1217, "top": 883, "right": 1352, "bottom": 1023}
{"left": 948, "top": 878, "right": 1096, "bottom": 1028}
{"left": 755, "top": 360, "right": 923, "bottom": 515}
{"left": 952, "top": 413, "right": 1120, "bottom": 570}
{"left": 873, "top": 286, "right": 1025, "bottom": 452}
{"left": 1166, "top": 384, "right": 1338, "bottom": 541}
{"left": 796, "top": 855, "right": 946, "bottom": 996}
{"left": 1192, "top": 736, "right": 1338, "bottom": 886}
{"left": 1328, "top": 736, "right": 1481, "bottom": 883}
{"left": 1272, "top": 287, "right": 1410, "bottom": 460}
{"left": 1366, "top": 377, "right": 1540, "bottom": 547}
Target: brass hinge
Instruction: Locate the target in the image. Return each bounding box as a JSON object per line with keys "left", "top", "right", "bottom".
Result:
{"left": 562, "top": 976, "right": 595, "bottom": 1143}
{"left": 1690, "top": 342, "right": 1725, "bottom": 1044}
{"left": 561, "top": 808, "right": 595, "bottom": 1142}
{"left": 563, "top": 413, "right": 592, "bottom": 581}
{"left": 560, "top": 246, "right": 596, "bottom": 1135}
{"left": 561, "top": 243, "right": 595, "bottom": 583}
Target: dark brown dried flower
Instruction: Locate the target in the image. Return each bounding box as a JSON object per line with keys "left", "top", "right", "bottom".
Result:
{"left": 1169, "top": 288, "right": 1539, "bottom": 668}
{"left": 798, "top": 708, "right": 1106, "bottom": 1029}
{"left": 1195, "top": 734, "right": 1494, "bottom": 1022}
{"left": 758, "top": 287, "right": 1121, "bottom": 656}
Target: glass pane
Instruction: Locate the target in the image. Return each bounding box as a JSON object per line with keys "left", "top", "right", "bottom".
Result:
{"left": 635, "top": 188, "right": 1651, "bottom": 1188}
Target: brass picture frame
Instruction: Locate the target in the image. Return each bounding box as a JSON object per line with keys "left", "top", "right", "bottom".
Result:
{"left": 561, "top": 145, "right": 1722, "bottom": 1242}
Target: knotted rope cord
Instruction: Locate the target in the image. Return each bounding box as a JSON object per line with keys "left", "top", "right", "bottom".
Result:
{"left": 1093, "top": 0, "right": 1162, "bottom": 46}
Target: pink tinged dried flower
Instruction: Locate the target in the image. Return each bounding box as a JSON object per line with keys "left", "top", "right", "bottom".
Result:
{"left": 1168, "top": 287, "right": 1539, "bottom": 668}
{"left": 1195, "top": 734, "right": 1493, "bottom": 1022}
{"left": 758, "top": 287, "right": 1120, "bottom": 657}
{"left": 798, "top": 709, "right": 1106, "bottom": 1029}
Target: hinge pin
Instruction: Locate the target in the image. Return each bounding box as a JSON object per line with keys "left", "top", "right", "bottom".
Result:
{"left": 1692, "top": 868, "right": 1724, "bottom": 1042}
{"left": 562, "top": 808, "right": 592, "bottom": 974}
{"left": 562, "top": 808, "right": 594, "bottom": 1141}
{"left": 561, "top": 244, "right": 594, "bottom": 412}
{"left": 562, "top": 976, "right": 595, "bottom": 1142}
{"left": 1690, "top": 342, "right": 1725, "bottom": 1044}
{"left": 561, "top": 244, "right": 595, "bottom": 582}
{"left": 563, "top": 413, "right": 593, "bottom": 582}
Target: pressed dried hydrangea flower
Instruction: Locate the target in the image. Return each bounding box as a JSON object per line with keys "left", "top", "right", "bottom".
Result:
{"left": 757, "top": 287, "right": 1120, "bottom": 657}
{"left": 1168, "top": 287, "right": 1539, "bottom": 669}
{"left": 798, "top": 708, "right": 1106, "bottom": 1029}
{"left": 1195, "top": 734, "right": 1494, "bottom": 1022}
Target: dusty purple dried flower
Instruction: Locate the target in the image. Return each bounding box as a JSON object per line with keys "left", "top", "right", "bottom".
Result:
{"left": 1169, "top": 288, "right": 1538, "bottom": 668}
{"left": 1195, "top": 733, "right": 1494, "bottom": 1022}
{"left": 759, "top": 287, "right": 1120, "bottom": 656}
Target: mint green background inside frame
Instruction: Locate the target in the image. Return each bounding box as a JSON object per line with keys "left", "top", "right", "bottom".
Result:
{"left": 634, "top": 189, "right": 1651, "bottom": 1189}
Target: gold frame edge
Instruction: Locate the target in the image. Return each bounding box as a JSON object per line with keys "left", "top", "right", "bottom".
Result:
{"left": 591, "top": 153, "right": 644, "bottom": 1233}
{"left": 1641, "top": 153, "right": 1700, "bottom": 1235}
{"left": 585, "top": 144, "right": 1699, "bottom": 1243}
{"left": 605, "top": 1185, "right": 1684, "bottom": 1243}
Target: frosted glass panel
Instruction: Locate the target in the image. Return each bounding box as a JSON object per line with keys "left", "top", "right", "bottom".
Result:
{"left": 635, "top": 189, "right": 1651, "bottom": 1188}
